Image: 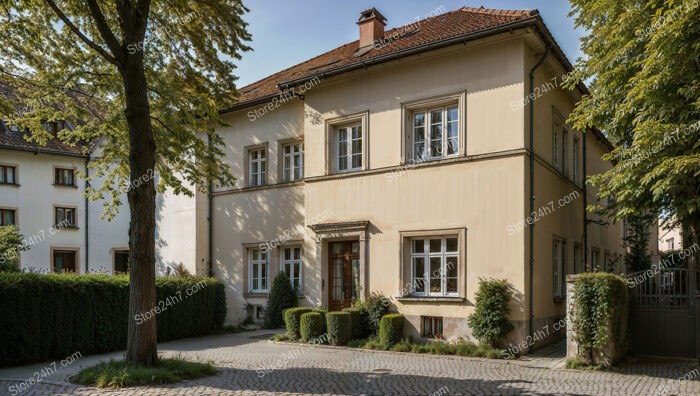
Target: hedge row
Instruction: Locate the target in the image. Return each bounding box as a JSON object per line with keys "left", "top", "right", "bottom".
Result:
{"left": 0, "top": 273, "right": 226, "bottom": 367}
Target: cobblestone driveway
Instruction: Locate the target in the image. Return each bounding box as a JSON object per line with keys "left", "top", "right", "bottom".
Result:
{"left": 1, "top": 330, "right": 698, "bottom": 395}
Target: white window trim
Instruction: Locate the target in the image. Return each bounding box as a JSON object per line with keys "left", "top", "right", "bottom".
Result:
{"left": 325, "top": 111, "right": 369, "bottom": 175}
{"left": 280, "top": 140, "right": 304, "bottom": 182}
{"left": 402, "top": 91, "right": 466, "bottom": 164}
{"left": 248, "top": 248, "right": 269, "bottom": 293}
{"left": 335, "top": 124, "right": 363, "bottom": 173}
{"left": 409, "top": 236, "right": 459, "bottom": 297}
{"left": 245, "top": 143, "right": 268, "bottom": 187}
{"left": 280, "top": 246, "right": 302, "bottom": 292}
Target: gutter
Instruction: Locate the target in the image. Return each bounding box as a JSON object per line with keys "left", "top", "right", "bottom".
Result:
{"left": 527, "top": 43, "right": 550, "bottom": 352}
{"left": 0, "top": 145, "right": 88, "bottom": 158}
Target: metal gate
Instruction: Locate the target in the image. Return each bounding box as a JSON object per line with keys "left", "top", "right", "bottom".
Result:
{"left": 628, "top": 268, "right": 698, "bottom": 358}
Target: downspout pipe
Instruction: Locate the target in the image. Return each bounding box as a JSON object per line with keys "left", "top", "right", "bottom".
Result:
{"left": 583, "top": 129, "right": 588, "bottom": 271}
{"left": 84, "top": 155, "right": 90, "bottom": 274}
{"left": 528, "top": 44, "right": 550, "bottom": 351}
{"left": 207, "top": 135, "right": 214, "bottom": 277}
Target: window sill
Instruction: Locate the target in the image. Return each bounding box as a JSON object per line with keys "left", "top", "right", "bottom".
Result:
{"left": 396, "top": 296, "right": 465, "bottom": 303}
{"left": 53, "top": 183, "right": 78, "bottom": 189}
{"left": 58, "top": 225, "right": 79, "bottom": 230}
{"left": 244, "top": 292, "right": 269, "bottom": 298}
{"left": 0, "top": 183, "right": 20, "bottom": 188}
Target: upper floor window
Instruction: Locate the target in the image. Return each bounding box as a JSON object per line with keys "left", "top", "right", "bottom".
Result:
{"left": 247, "top": 147, "right": 266, "bottom": 187}
{"left": 248, "top": 248, "right": 268, "bottom": 293}
{"left": 280, "top": 246, "right": 302, "bottom": 292}
{"left": 54, "top": 168, "right": 75, "bottom": 186}
{"left": 282, "top": 142, "right": 304, "bottom": 182}
{"left": 335, "top": 125, "right": 363, "bottom": 172}
{"left": 55, "top": 207, "right": 76, "bottom": 227}
{"left": 44, "top": 121, "right": 64, "bottom": 136}
{"left": 553, "top": 110, "right": 571, "bottom": 175}
{"left": 667, "top": 238, "right": 675, "bottom": 251}
{"left": 412, "top": 106, "right": 459, "bottom": 161}
{"left": 0, "top": 165, "right": 16, "bottom": 185}
{"left": 410, "top": 236, "right": 458, "bottom": 297}
{"left": 0, "top": 208, "right": 16, "bottom": 225}
{"left": 553, "top": 238, "right": 566, "bottom": 299}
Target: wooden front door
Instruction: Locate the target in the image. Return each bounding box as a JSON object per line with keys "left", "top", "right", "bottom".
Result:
{"left": 328, "top": 241, "right": 360, "bottom": 312}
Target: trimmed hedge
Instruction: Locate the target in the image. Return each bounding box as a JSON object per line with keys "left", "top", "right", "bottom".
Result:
{"left": 326, "top": 312, "right": 352, "bottom": 346}
{"left": 264, "top": 273, "right": 298, "bottom": 329}
{"left": 0, "top": 273, "right": 226, "bottom": 367}
{"left": 284, "top": 307, "right": 313, "bottom": 340}
{"left": 379, "top": 314, "right": 405, "bottom": 347}
{"left": 299, "top": 312, "right": 324, "bottom": 343}
{"left": 342, "top": 307, "right": 364, "bottom": 339}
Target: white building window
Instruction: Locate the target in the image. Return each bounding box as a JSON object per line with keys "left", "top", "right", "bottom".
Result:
{"left": 667, "top": 238, "right": 675, "bottom": 251}
{"left": 0, "top": 165, "right": 16, "bottom": 184}
{"left": 553, "top": 238, "right": 566, "bottom": 299}
{"left": 591, "top": 248, "right": 600, "bottom": 271}
{"left": 248, "top": 148, "right": 266, "bottom": 187}
{"left": 411, "top": 105, "right": 458, "bottom": 161}
{"left": 335, "top": 125, "right": 362, "bottom": 172}
{"left": 282, "top": 142, "right": 304, "bottom": 182}
{"left": 410, "top": 236, "right": 458, "bottom": 296}
{"left": 248, "top": 248, "right": 268, "bottom": 293}
{"left": 280, "top": 246, "right": 302, "bottom": 292}
{"left": 55, "top": 207, "right": 76, "bottom": 227}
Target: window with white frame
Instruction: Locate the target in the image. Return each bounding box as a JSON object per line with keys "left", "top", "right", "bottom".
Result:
{"left": 248, "top": 148, "right": 266, "bottom": 187}
{"left": 335, "top": 125, "right": 362, "bottom": 172}
{"left": 280, "top": 246, "right": 302, "bottom": 292}
{"left": 553, "top": 238, "right": 566, "bottom": 299}
{"left": 591, "top": 248, "right": 600, "bottom": 271}
{"left": 248, "top": 248, "right": 268, "bottom": 293}
{"left": 562, "top": 128, "right": 569, "bottom": 175}
{"left": 410, "top": 236, "right": 458, "bottom": 296}
{"left": 55, "top": 207, "right": 76, "bottom": 227}
{"left": 411, "top": 105, "right": 459, "bottom": 161}
{"left": 282, "top": 142, "right": 304, "bottom": 182}
{"left": 573, "top": 137, "right": 580, "bottom": 182}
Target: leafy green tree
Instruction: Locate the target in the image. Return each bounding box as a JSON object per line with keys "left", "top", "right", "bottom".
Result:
{"left": 565, "top": 0, "right": 700, "bottom": 258}
{"left": 264, "top": 273, "right": 298, "bottom": 329}
{"left": 0, "top": 1, "right": 250, "bottom": 365}
{"left": 623, "top": 213, "right": 653, "bottom": 272}
{"left": 0, "top": 225, "right": 27, "bottom": 273}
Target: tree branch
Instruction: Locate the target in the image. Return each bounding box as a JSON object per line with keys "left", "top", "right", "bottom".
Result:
{"left": 43, "top": 0, "right": 118, "bottom": 65}
{"left": 84, "top": 0, "right": 123, "bottom": 59}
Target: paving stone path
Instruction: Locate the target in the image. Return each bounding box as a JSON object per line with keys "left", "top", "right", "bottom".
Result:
{"left": 1, "top": 330, "right": 698, "bottom": 395}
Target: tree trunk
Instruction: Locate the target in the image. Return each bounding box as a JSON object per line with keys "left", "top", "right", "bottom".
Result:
{"left": 123, "top": 58, "right": 158, "bottom": 366}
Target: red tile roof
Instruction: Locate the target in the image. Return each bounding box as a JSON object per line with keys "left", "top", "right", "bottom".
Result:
{"left": 224, "top": 6, "right": 540, "bottom": 112}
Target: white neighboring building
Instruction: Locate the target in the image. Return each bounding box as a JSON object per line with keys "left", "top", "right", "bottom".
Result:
{"left": 0, "top": 119, "right": 202, "bottom": 275}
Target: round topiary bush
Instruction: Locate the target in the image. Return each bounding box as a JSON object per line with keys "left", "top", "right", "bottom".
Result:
{"left": 342, "top": 307, "right": 363, "bottom": 339}
{"left": 265, "top": 273, "right": 298, "bottom": 329}
{"left": 326, "top": 312, "right": 352, "bottom": 345}
{"left": 300, "top": 312, "right": 324, "bottom": 343}
{"left": 379, "top": 313, "right": 404, "bottom": 347}
{"left": 284, "top": 307, "right": 313, "bottom": 340}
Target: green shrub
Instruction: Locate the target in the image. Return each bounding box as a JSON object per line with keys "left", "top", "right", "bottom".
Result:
{"left": 571, "top": 272, "right": 628, "bottom": 367}
{"left": 379, "top": 313, "right": 404, "bottom": 347}
{"left": 390, "top": 339, "right": 412, "bottom": 352}
{"left": 299, "top": 312, "right": 324, "bottom": 343}
{"left": 271, "top": 333, "right": 291, "bottom": 342}
{"left": 0, "top": 225, "right": 26, "bottom": 273}
{"left": 342, "top": 307, "right": 364, "bottom": 339}
{"left": 264, "top": 273, "right": 298, "bottom": 329}
{"left": 326, "top": 312, "right": 352, "bottom": 345}
{"left": 314, "top": 309, "right": 328, "bottom": 332}
{"left": 284, "top": 307, "right": 313, "bottom": 340}
{"left": 361, "top": 292, "right": 390, "bottom": 336}
{"left": 467, "top": 278, "right": 514, "bottom": 347}
{"left": 0, "top": 273, "right": 225, "bottom": 367}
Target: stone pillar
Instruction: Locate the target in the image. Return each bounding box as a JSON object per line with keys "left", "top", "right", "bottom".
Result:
{"left": 566, "top": 274, "right": 580, "bottom": 361}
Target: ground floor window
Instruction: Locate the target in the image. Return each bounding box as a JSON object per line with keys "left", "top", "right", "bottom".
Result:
{"left": 0, "top": 208, "right": 16, "bottom": 225}
{"left": 573, "top": 243, "right": 582, "bottom": 274}
{"left": 249, "top": 248, "right": 268, "bottom": 293}
{"left": 553, "top": 238, "right": 566, "bottom": 299}
{"left": 281, "top": 246, "right": 302, "bottom": 292}
{"left": 53, "top": 250, "right": 76, "bottom": 273}
{"left": 410, "top": 236, "right": 458, "bottom": 296}
{"left": 114, "top": 250, "right": 129, "bottom": 274}
{"left": 422, "top": 316, "right": 443, "bottom": 338}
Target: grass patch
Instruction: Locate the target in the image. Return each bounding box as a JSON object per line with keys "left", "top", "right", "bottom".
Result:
{"left": 271, "top": 333, "right": 292, "bottom": 342}
{"left": 565, "top": 358, "right": 607, "bottom": 371}
{"left": 346, "top": 337, "right": 505, "bottom": 359}
{"left": 70, "top": 357, "right": 217, "bottom": 389}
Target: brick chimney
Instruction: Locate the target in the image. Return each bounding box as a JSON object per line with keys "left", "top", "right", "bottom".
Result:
{"left": 357, "top": 8, "right": 387, "bottom": 48}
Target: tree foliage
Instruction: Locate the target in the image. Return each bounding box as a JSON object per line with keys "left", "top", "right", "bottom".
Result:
{"left": 565, "top": 0, "right": 700, "bottom": 249}
{"left": 0, "top": 225, "right": 26, "bottom": 273}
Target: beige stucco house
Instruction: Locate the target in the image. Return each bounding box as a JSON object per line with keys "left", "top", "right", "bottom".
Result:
{"left": 210, "top": 6, "right": 627, "bottom": 348}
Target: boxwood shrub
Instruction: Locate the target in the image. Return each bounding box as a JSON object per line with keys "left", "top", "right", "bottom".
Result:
{"left": 326, "top": 312, "right": 352, "bottom": 345}
{"left": 0, "top": 273, "right": 226, "bottom": 367}
{"left": 299, "top": 312, "right": 324, "bottom": 343}
{"left": 284, "top": 307, "right": 313, "bottom": 340}
{"left": 467, "top": 278, "right": 514, "bottom": 347}
{"left": 342, "top": 307, "right": 364, "bottom": 339}
{"left": 379, "top": 313, "right": 404, "bottom": 347}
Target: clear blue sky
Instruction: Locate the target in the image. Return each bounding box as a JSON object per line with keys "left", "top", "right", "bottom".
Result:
{"left": 236, "top": 1, "right": 585, "bottom": 87}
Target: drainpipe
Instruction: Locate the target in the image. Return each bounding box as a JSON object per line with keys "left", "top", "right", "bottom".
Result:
{"left": 207, "top": 134, "right": 214, "bottom": 277}
{"left": 583, "top": 129, "right": 588, "bottom": 271}
{"left": 84, "top": 155, "right": 90, "bottom": 273}
{"left": 528, "top": 44, "right": 550, "bottom": 351}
